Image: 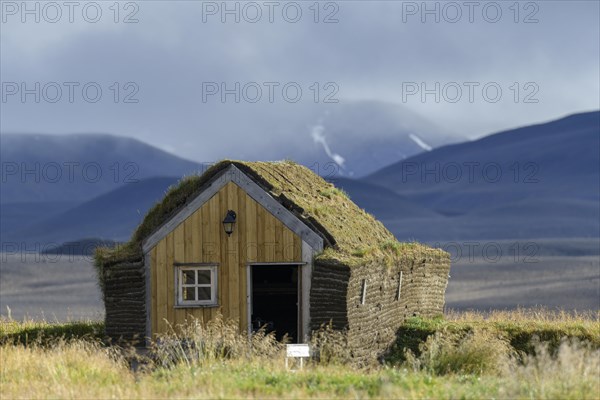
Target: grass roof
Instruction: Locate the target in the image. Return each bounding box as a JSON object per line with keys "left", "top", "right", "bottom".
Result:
{"left": 97, "top": 160, "right": 445, "bottom": 267}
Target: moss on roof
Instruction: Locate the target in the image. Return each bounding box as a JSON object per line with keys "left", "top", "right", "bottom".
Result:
{"left": 96, "top": 160, "right": 445, "bottom": 267}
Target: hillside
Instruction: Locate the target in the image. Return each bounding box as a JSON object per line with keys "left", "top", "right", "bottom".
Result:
{"left": 2, "top": 112, "right": 597, "bottom": 246}
{"left": 329, "top": 177, "right": 439, "bottom": 219}
{"left": 367, "top": 111, "right": 599, "bottom": 214}
{"left": 9, "top": 177, "right": 180, "bottom": 244}
{"left": 0, "top": 133, "right": 201, "bottom": 204}
{"left": 181, "top": 100, "right": 464, "bottom": 177}
{"left": 363, "top": 111, "right": 600, "bottom": 241}
{"left": 288, "top": 100, "right": 463, "bottom": 177}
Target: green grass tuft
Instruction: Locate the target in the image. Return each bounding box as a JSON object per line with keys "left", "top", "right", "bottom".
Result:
{"left": 0, "top": 318, "right": 104, "bottom": 346}
{"left": 387, "top": 310, "right": 600, "bottom": 365}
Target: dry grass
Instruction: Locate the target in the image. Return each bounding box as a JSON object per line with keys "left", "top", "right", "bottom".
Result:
{"left": 154, "top": 315, "right": 283, "bottom": 368}
{"left": 445, "top": 307, "right": 600, "bottom": 324}
{"left": 405, "top": 327, "right": 516, "bottom": 375}
{"left": 309, "top": 322, "right": 352, "bottom": 365}
{"left": 0, "top": 339, "right": 134, "bottom": 399}
{"left": 502, "top": 339, "right": 600, "bottom": 399}
{"left": 391, "top": 308, "right": 600, "bottom": 365}
{"left": 1, "top": 310, "right": 599, "bottom": 399}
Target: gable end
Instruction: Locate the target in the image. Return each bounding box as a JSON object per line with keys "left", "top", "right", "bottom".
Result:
{"left": 142, "top": 165, "right": 324, "bottom": 253}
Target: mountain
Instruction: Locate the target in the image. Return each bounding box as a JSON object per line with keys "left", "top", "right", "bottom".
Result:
{"left": 202, "top": 100, "right": 464, "bottom": 177}
{"left": 10, "top": 177, "right": 180, "bottom": 245}
{"left": 0, "top": 133, "right": 201, "bottom": 204}
{"left": 363, "top": 111, "right": 600, "bottom": 241}
{"left": 1, "top": 106, "right": 463, "bottom": 245}
{"left": 0, "top": 201, "right": 76, "bottom": 241}
{"left": 293, "top": 100, "right": 462, "bottom": 177}
{"left": 10, "top": 175, "right": 441, "bottom": 246}
{"left": 1, "top": 102, "right": 462, "bottom": 205}
{"left": 3, "top": 111, "right": 597, "bottom": 246}
{"left": 328, "top": 178, "right": 439, "bottom": 220}
{"left": 367, "top": 111, "right": 599, "bottom": 214}
{"left": 41, "top": 238, "right": 120, "bottom": 256}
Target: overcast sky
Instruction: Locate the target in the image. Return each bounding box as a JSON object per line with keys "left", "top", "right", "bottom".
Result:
{"left": 1, "top": 0, "right": 599, "bottom": 161}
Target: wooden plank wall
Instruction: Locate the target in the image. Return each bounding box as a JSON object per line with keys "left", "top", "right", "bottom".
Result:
{"left": 150, "top": 182, "right": 303, "bottom": 336}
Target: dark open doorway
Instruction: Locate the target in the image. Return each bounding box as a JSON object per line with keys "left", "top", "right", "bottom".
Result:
{"left": 250, "top": 265, "right": 299, "bottom": 343}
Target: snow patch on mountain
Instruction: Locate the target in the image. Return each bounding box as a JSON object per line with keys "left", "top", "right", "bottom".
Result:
{"left": 409, "top": 133, "right": 433, "bottom": 151}
{"left": 310, "top": 124, "right": 346, "bottom": 168}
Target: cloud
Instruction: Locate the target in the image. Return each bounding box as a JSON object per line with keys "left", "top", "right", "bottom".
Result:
{"left": 1, "top": 1, "right": 598, "bottom": 160}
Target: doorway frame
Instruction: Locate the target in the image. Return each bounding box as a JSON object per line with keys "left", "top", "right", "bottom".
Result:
{"left": 245, "top": 241, "right": 314, "bottom": 343}
{"left": 247, "top": 262, "right": 303, "bottom": 343}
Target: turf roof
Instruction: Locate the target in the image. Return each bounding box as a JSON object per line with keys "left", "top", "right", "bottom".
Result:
{"left": 99, "top": 160, "right": 442, "bottom": 266}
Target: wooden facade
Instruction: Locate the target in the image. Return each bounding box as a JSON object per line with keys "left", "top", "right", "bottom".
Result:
{"left": 148, "top": 181, "right": 304, "bottom": 337}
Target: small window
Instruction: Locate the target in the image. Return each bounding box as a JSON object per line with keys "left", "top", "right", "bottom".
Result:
{"left": 395, "top": 271, "right": 403, "bottom": 301}
{"left": 176, "top": 265, "right": 217, "bottom": 306}
{"left": 360, "top": 279, "right": 367, "bottom": 305}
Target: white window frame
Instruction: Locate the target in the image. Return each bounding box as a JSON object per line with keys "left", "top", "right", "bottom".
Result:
{"left": 175, "top": 265, "right": 218, "bottom": 307}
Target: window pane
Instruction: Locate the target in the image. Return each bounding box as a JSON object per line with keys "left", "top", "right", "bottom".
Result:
{"left": 183, "top": 287, "right": 196, "bottom": 301}
{"left": 197, "top": 270, "right": 211, "bottom": 285}
{"left": 198, "top": 287, "right": 211, "bottom": 301}
{"left": 183, "top": 270, "right": 195, "bottom": 285}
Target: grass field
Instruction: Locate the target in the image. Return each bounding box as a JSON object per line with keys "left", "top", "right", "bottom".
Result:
{"left": 1, "top": 310, "right": 599, "bottom": 399}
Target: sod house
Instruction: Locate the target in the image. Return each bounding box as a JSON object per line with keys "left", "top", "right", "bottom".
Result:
{"left": 95, "top": 160, "right": 450, "bottom": 361}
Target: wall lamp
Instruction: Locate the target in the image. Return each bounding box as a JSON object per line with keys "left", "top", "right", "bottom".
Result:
{"left": 222, "top": 210, "right": 237, "bottom": 236}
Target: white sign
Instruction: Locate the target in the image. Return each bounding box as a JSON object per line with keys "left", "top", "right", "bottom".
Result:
{"left": 286, "top": 344, "right": 310, "bottom": 358}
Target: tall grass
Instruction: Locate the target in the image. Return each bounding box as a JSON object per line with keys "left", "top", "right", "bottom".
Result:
{"left": 309, "top": 322, "right": 352, "bottom": 365}
{"left": 2, "top": 310, "right": 599, "bottom": 399}
{"left": 405, "top": 327, "right": 515, "bottom": 375}
{"left": 0, "top": 339, "right": 134, "bottom": 399}
{"left": 391, "top": 307, "right": 600, "bottom": 364}
{"left": 445, "top": 307, "right": 599, "bottom": 323}
{"left": 153, "top": 315, "right": 283, "bottom": 368}
{"left": 502, "top": 339, "right": 600, "bottom": 399}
